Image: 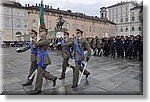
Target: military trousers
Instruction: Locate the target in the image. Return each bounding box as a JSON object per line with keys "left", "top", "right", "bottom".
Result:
{"left": 26, "top": 62, "right": 38, "bottom": 84}
{"left": 35, "top": 65, "right": 56, "bottom": 91}
{"left": 60, "top": 58, "right": 75, "bottom": 78}
{"left": 73, "top": 61, "right": 90, "bottom": 86}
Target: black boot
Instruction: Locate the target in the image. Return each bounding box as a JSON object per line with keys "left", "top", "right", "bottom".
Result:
{"left": 85, "top": 72, "right": 90, "bottom": 78}
{"left": 71, "top": 84, "right": 77, "bottom": 88}
{"left": 59, "top": 76, "right": 65, "bottom": 80}
{"left": 22, "top": 82, "right": 32, "bottom": 86}
{"left": 30, "top": 90, "right": 41, "bottom": 95}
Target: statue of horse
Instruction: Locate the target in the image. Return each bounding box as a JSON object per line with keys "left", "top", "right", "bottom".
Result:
{"left": 55, "top": 16, "right": 66, "bottom": 30}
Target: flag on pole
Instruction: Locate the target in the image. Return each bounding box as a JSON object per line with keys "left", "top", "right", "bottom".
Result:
{"left": 29, "top": 0, "right": 46, "bottom": 79}
{"left": 39, "top": 0, "right": 46, "bottom": 29}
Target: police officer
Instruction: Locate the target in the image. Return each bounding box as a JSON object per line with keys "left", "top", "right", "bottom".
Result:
{"left": 120, "top": 36, "right": 125, "bottom": 59}
{"left": 17, "top": 29, "right": 38, "bottom": 86}
{"left": 110, "top": 36, "right": 116, "bottom": 58}
{"left": 59, "top": 31, "right": 75, "bottom": 80}
{"left": 30, "top": 27, "right": 57, "bottom": 95}
{"left": 128, "top": 36, "right": 134, "bottom": 60}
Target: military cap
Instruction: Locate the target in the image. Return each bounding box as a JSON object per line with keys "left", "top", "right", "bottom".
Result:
{"left": 31, "top": 29, "right": 37, "bottom": 35}
{"left": 76, "top": 28, "right": 83, "bottom": 34}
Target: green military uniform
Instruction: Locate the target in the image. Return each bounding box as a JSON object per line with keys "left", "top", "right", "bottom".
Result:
{"left": 72, "top": 38, "right": 91, "bottom": 87}
{"left": 96, "top": 38, "right": 103, "bottom": 56}
{"left": 92, "top": 38, "right": 97, "bottom": 56}
{"left": 59, "top": 38, "right": 75, "bottom": 79}
{"left": 33, "top": 37, "right": 57, "bottom": 92}
{"left": 19, "top": 38, "right": 38, "bottom": 85}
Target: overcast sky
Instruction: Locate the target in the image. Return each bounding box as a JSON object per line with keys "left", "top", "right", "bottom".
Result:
{"left": 16, "top": 0, "right": 142, "bottom": 17}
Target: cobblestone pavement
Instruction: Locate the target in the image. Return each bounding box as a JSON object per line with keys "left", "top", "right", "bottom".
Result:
{"left": 1, "top": 47, "right": 143, "bottom": 95}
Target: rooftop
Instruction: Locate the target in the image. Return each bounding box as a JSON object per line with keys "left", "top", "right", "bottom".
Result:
{"left": 2, "top": 1, "right": 116, "bottom": 25}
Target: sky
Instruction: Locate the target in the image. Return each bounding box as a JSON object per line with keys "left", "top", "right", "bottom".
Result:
{"left": 13, "top": 0, "right": 142, "bottom": 17}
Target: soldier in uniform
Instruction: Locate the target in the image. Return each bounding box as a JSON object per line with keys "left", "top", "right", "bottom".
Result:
{"left": 61, "top": 29, "right": 91, "bottom": 88}
{"left": 30, "top": 27, "right": 57, "bottom": 95}
{"left": 96, "top": 37, "right": 103, "bottom": 57}
{"left": 72, "top": 29, "right": 91, "bottom": 88}
{"left": 91, "top": 37, "right": 97, "bottom": 56}
{"left": 17, "top": 29, "right": 38, "bottom": 86}
{"left": 59, "top": 31, "right": 74, "bottom": 80}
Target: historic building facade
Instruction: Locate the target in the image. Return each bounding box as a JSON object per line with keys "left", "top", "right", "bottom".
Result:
{"left": 28, "top": 4, "right": 116, "bottom": 38}
{"left": 1, "top": 1, "right": 29, "bottom": 41}
{"left": 106, "top": 1, "right": 143, "bottom": 36}
{"left": 1, "top": 1, "right": 116, "bottom": 41}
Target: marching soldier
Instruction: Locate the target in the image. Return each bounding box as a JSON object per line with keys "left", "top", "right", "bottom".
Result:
{"left": 59, "top": 31, "right": 75, "bottom": 80}
{"left": 71, "top": 29, "right": 91, "bottom": 88}
{"left": 30, "top": 27, "right": 57, "bottom": 95}
{"left": 17, "top": 29, "right": 38, "bottom": 86}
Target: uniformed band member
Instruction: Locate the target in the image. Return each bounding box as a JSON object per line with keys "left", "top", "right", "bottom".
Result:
{"left": 17, "top": 29, "right": 38, "bottom": 86}
{"left": 30, "top": 26, "right": 57, "bottom": 95}
{"left": 59, "top": 31, "right": 75, "bottom": 80}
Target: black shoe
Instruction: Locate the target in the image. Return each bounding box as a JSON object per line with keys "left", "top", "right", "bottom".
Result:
{"left": 53, "top": 77, "right": 57, "bottom": 86}
{"left": 59, "top": 76, "right": 65, "bottom": 80}
{"left": 22, "top": 82, "right": 32, "bottom": 86}
{"left": 30, "top": 90, "right": 41, "bottom": 95}
{"left": 85, "top": 72, "right": 90, "bottom": 78}
{"left": 71, "top": 85, "right": 77, "bottom": 88}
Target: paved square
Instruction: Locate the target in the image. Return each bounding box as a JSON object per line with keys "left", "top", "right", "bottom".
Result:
{"left": 1, "top": 47, "right": 143, "bottom": 95}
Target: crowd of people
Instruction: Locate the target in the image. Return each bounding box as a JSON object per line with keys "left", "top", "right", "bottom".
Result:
{"left": 48, "top": 35, "right": 143, "bottom": 61}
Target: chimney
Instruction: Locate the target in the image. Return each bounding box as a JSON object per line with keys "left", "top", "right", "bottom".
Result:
{"left": 57, "top": 7, "right": 59, "bottom": 10}
{"left": 47, "top": 5, "right": 49, "bottom": 9}
{"left": 36, "top": 3, "right": 37, "bottom": 6}
{"left": 28, "top": 4, "right": 30, "bottom": 7}
{"left": 25, "top": 4, "right": 27, "bottom": 7}
{"left": 50, "top": 6, "right": 52, "bottom": 9}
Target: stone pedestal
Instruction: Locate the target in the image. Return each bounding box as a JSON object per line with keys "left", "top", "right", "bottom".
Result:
{"left": 48, "top": 28, "right": 68, "bottom": 38}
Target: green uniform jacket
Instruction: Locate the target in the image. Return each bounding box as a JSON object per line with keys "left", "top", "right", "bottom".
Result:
{"left": 92, "top": 39, "right": 97, "bottom": 49}
{"left": 20, "top": 39, "right": 37, "bottom": 62}
{"left": 62, "top": 38, "right": 91, "bottom": 61}
{"left": 62, "top": 38, "right": 73, "bottom": 59}
{"left": 96, "top": 38, "right": 103, "bottom": 49}
{"left": 34, "top": 37, "right": 51, "bottom": 65}
{"left": 74, "top": 38, "right": 91, "bottom": 62}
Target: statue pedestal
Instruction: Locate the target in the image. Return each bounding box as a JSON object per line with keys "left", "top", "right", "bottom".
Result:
{"left": 55, "top": 28, "right": 68, "bottom": 38}
{"left": 48, "top": 28, "right": 68, "bottom": 38}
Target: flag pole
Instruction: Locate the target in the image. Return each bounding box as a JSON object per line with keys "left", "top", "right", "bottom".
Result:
{"left": 29, "top": 0, "right": 44, "bottom": 80}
